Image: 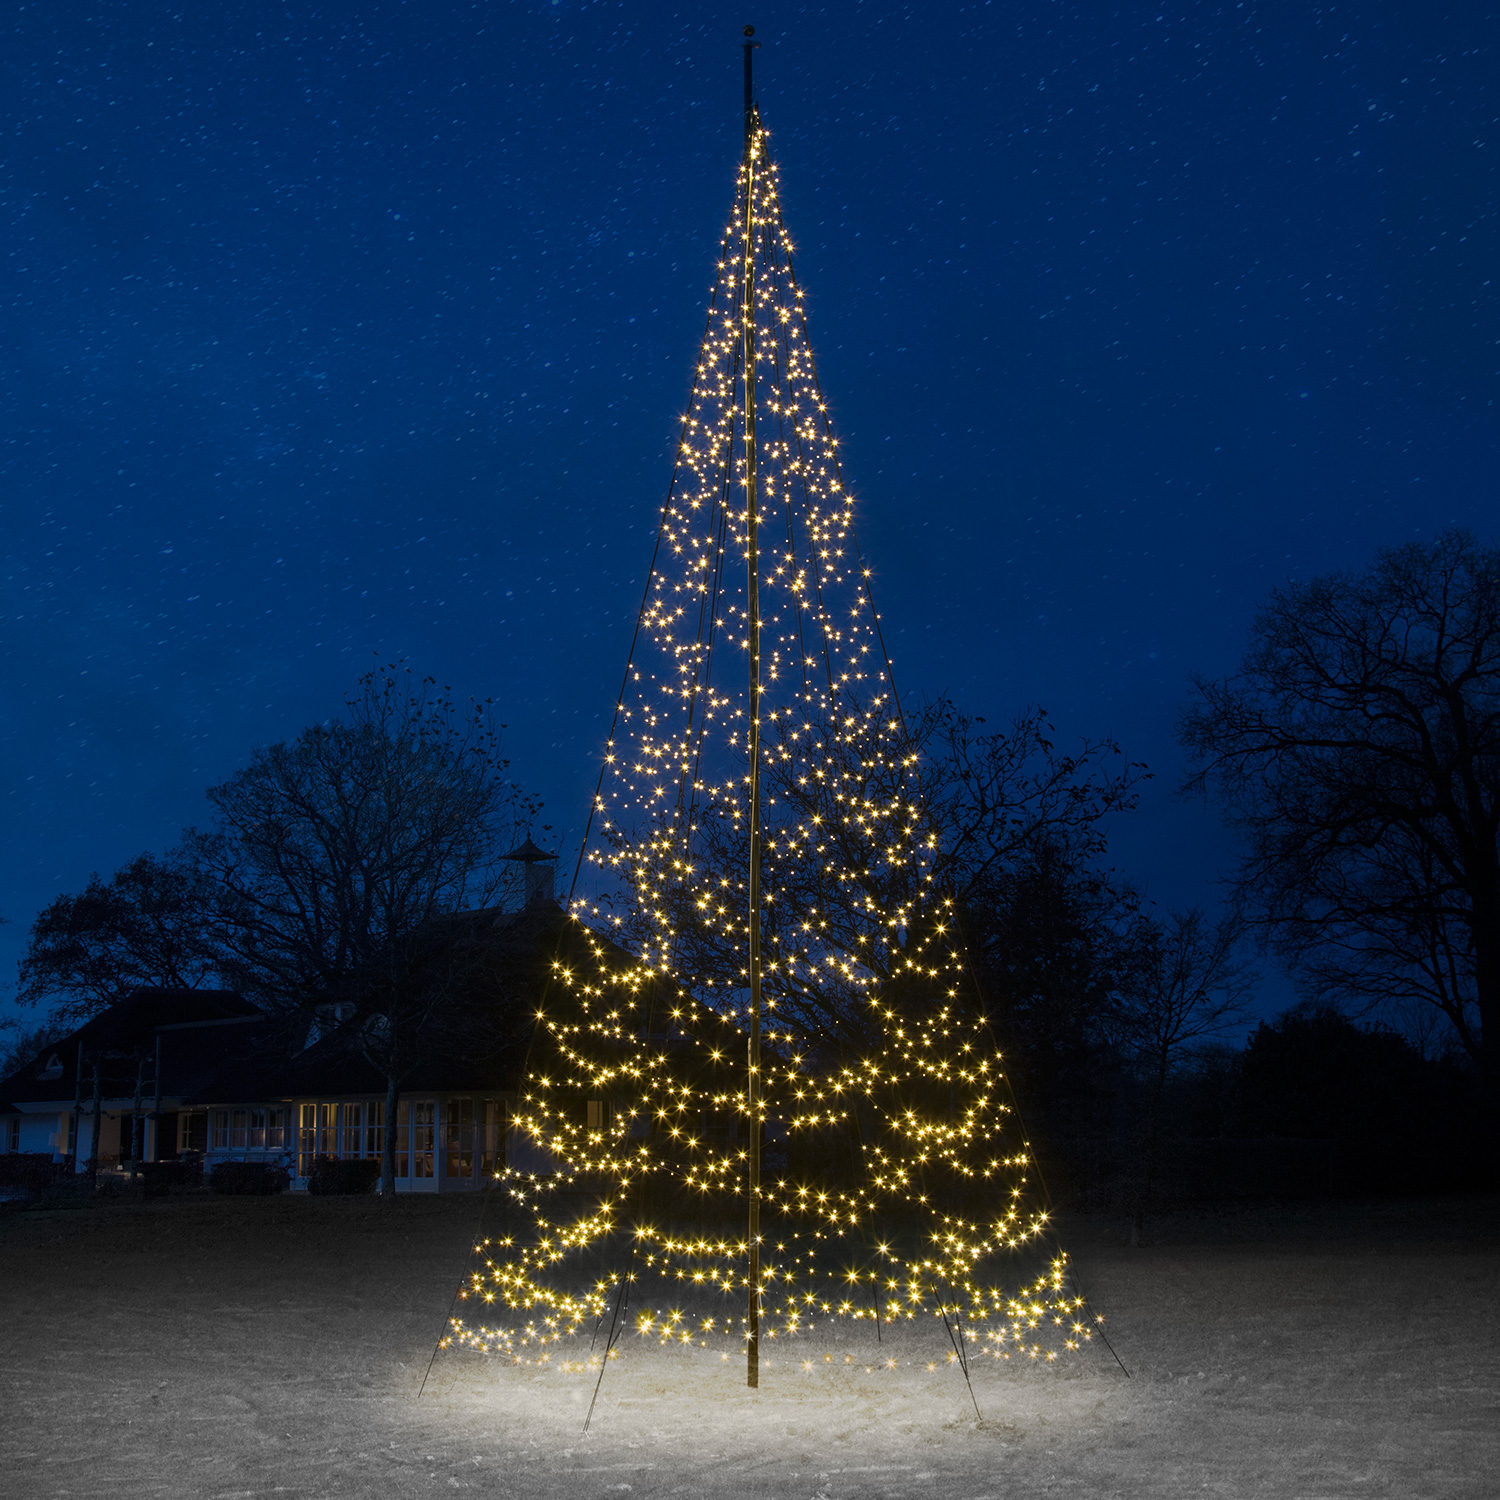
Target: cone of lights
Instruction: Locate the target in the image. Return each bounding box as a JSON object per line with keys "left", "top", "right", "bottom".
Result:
{"left": 444, "top": 102, "right": 1102, "bottom": 1385}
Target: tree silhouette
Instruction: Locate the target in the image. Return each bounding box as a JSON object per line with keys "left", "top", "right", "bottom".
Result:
{"left": 1180, "top": 529, "right": 1500, "bottom": 1156}
{"left": 18, "top": 852, "right": 220, "bottom": 1026}
{"left": 194, "top": 660, "right": 540, "bottom": 1193}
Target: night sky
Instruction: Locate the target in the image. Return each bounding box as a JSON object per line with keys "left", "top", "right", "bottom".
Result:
{"left": 3, "top": 1, "right": 1495, "bottom": 1025}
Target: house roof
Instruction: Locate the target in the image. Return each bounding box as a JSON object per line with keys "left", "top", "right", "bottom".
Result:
{"left": 0, "top": 988, "right": 266, "bottom": 1107}
{"left": 79, "top": 987, "right": 261, "bottom": 1043}
{"left": 0, "top": 929, "right": 560, "bottom": 1108}
{"left": 501, "top": 836, "right": 556, "bottom": 864}
{"left": 0, "top": 912, "right": 659, "bottom": 1111}
{"left": 263, "top": 1037, "right": 525, "bottom": 1099}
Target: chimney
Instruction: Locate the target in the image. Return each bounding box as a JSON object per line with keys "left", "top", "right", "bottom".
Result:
{"left": 502, "top": 836, "right": 558, "bottom": 907}
{"left": 525, "top": 860, "right": 553, "bottom": 905}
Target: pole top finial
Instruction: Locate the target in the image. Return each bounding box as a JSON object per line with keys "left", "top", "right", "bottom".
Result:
{"left": 742, "top": 24, "right": 758, "bottom": 129}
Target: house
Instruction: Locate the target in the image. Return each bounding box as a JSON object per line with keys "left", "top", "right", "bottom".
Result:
{"left": 0, "top": 982, "right": 542, "bottom": 1193}
{"left": 0, "top": 880, "right": 724, "bottom": 1193}
{"left": 0, "top": 987, "right": 264, "bottom": 1168}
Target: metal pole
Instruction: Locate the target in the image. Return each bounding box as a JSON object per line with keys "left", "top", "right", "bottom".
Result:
{"left": 68, "top": 1042, "right": 83, "bottom": 1174}
{"left": 151, "top": 1033, "right": 162, "bottom": 1163}
{"left": 740, "top": 20, "right": 762, "bottom": 1392}
{"left": 87, "top": 1060, "right": 102, "bottom": 1186}
{"left": 129, "top": 1056, "right": 145, "bottom": 1181}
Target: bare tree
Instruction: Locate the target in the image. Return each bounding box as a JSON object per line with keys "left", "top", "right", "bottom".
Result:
{"left": 658, "top": 698, "right": 1144, "bottom": 1057}
{"left": 17, "top": 852, "right": 220, "bottom": 1026}
{"left": 192, "top": 661, "right": 541, "bottom": 1195}
{"left": 0, "top": 1021, "right": 70, "bottom": 1082}
{"left": 1179, "top": 529, "right": 1500, "bottom": 1149}
{"left": 962, "top": 835, "right": 1142, "bottom": 1134}
{"left": 921, "top": 703, "right": 1147, "bottom": 1098}
{"left": 1113, "top": 907, "right": 1258, "bottom": 1237}
{"left": 916, "top": 700, "right": 1146, "bottom": 902}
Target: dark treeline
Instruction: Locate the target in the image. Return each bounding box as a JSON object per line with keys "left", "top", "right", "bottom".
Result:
{"left": 993, "top": 988, "right": 1485, "bottom": 1219}
{"left": 984, "top": 528, "right": 1499, "bottom": 1217}
{"left": 961, "top": 827, "right": 1488, "bottom": 1222}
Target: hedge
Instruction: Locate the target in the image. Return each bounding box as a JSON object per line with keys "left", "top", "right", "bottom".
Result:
{"left": 210, "top": 1159, "right": 291, "bottom": 1196}
{"left": 307, "top": 1155, "right": 381, "bottom": 1195}
{"left": 0, "top": 1152, "right": 66, "bottom": 1193}
{"left": 140, "top": 1157, "right": 204, "bottom": 1197}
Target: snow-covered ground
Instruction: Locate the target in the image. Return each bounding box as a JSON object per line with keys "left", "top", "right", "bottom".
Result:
{"left": 2, "top": 1191, "right": 1496, "bottom": 1498}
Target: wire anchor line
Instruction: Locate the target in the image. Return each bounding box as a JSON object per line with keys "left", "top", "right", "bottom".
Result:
{"left": 558, "top": 134, "right": 748, "bottom": 917}
{"left": 418, "top": 1176, "right": 498, "bottom": 1400}
{"left": 584, "top": 1241, "right": 639, "bottom": 1433}
{"left": 931, "top": 1281, "right": 982, "bottom": 1423}
{"left": 1067, "top": 1258, "right": 1131, "bottom": 1379}
{"left": 969, "top": 997, "right": 1130, "bottom": 1380}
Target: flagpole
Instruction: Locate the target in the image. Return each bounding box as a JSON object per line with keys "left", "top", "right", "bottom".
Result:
{"left": 740, "top": 20, "right": 763, "bottom": 1393}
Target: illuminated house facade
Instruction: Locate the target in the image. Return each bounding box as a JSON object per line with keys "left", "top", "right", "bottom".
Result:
{"left": 0, "top": 985, "right": 528, "bottom": 1194}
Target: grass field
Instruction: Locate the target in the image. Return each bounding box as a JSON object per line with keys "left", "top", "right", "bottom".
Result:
{"left": 2, "top": 1188, "right": 1497, "bottom": 1498}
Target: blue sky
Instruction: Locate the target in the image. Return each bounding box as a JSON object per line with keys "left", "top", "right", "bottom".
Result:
{"left": 3, "top": 1, "right": 1494, "bottom": 1026}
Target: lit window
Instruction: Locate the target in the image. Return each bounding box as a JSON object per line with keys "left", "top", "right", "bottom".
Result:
{"left": 480, "top": 1098, "right": 507, "bottom": 1177}
{"left": 363, "top": 1102, "right": 384, "bottom": 1159}
{"left": 406, "top": 1102, "right": 435, "bottom": 1178}
{"left": 446, "top": 1098, "right": 474, "bottom": 1179}
{"left": 298, "top": 1104, "right": 317, "bottom": 1178}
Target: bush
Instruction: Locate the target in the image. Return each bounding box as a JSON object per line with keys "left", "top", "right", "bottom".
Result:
{"left": 140, "top": 1157, "right": 204, "bottom": 1198}
{"left": 307, "top": 1155, "right": 381, "bottom": 1196}
{"left": 210, "top": 1159, "right": 290, "bottom": 1196}
{"left": 0, "top": 1152, "right": 66, "bottom": 1194}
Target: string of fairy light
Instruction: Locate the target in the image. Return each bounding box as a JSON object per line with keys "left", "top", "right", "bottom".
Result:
{"left": 441, "top": 111, "right": 1105, "bottom": 1378}
{"left": 581, "top": 120, "right": 944, "bottom": 1022}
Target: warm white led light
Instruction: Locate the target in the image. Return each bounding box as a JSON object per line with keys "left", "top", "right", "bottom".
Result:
{"left": 445, "top": 113, "right": 1091, "bottom": 1376}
